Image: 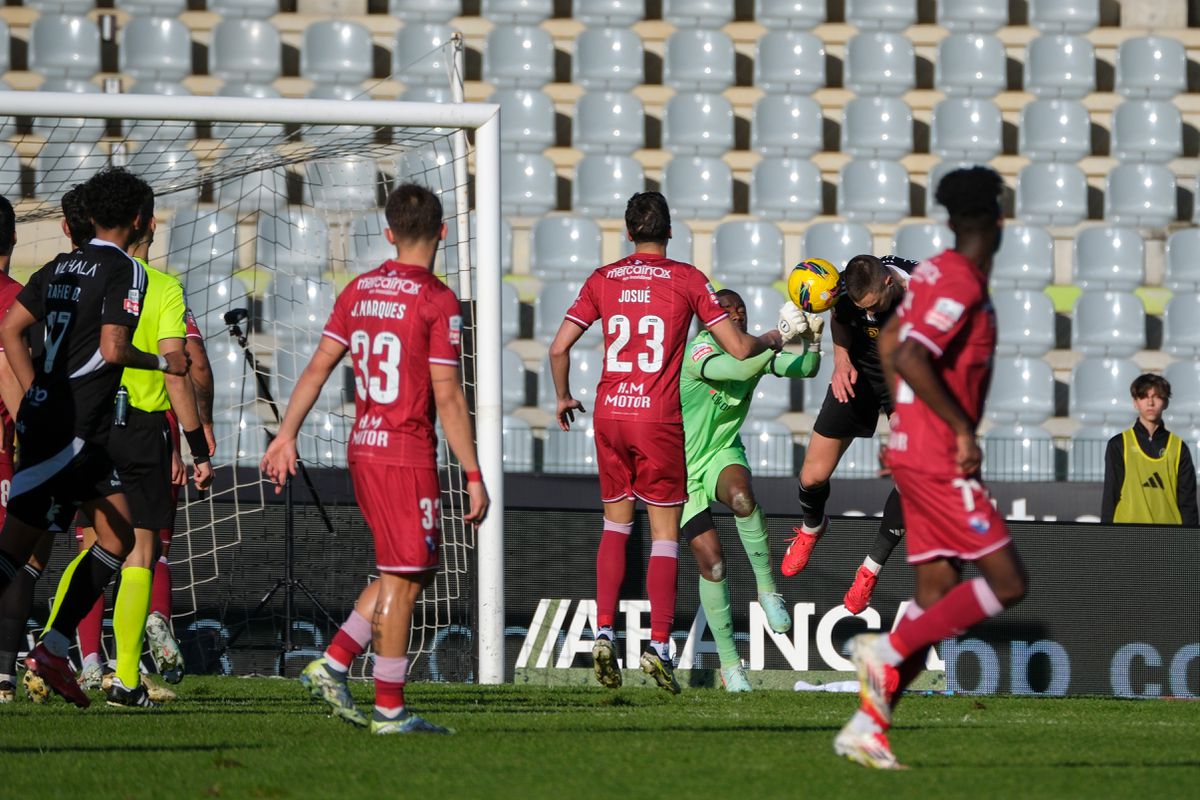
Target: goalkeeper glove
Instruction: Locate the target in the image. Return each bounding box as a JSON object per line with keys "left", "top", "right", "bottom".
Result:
{"left": 803, "top": 312, "right": 825, "bottom": 353}
{"left": 777, "top": 301, "right": 810, "bottom": 345}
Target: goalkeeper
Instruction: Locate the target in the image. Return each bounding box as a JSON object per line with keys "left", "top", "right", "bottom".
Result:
{"left": 680, "top": 289, "right": 823, "bottom": 692}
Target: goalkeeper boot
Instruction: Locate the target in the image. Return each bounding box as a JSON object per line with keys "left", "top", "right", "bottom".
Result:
{"left": 781, "top": 517, "right": 827, "bottom": 577}
{"left": 105, "top": 675, "right": 155, "bottom": 709}
{"left": 145, "top": 611, "right": 185, "bottom": 685}
{"left": 371, "top": 711, "right": 453, "bottom": 735}
{"left": 591, "top": 636, "right": 622, "bottom": 689}
{"left": 26, "top": 642, "right": 89, "bottom": 708}
{"left": 141, "top": 674, "right": 177, "bottom": 703}
{"left": 639, "top": 647, "right": 681, "bottom": 695}
{"left": 0, "top": 678, "right": 14, "bottom": 703}
{"left": 719, "top": 663, "right": 752, "bottom": 693}
{"left": 758, "top": 591, "right": 792, "bottom": 634}
{"left": 22, "top": 668, "right": 49, "bottom": 704}
{"left": 300, "top": 658, "right": 368, "bottom": 727}
{"left": 843, "top": 566, "right": 879, "bottom": 615}
{"left": 848, "top": 634, "right": 898, "bottom": 727}
{"left": 79, "top": 661, "right": 104, "bottom": 691}
{"left": 833, "top": 716, "right": 904, "bottom": 770}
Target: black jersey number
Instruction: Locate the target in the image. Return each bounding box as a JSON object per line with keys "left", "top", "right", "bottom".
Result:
{"left": 43, "top": 311, "right": 73, "bottom": 373}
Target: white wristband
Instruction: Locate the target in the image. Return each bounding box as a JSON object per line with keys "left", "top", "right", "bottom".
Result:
{"left": 157, "top": 354, "right": 169, "bottom": 371}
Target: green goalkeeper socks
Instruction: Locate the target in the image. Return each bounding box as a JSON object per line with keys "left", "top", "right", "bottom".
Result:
{"left": 42, "top": 549, "right": 89, "bottom": 632}
{"left": 113, "top": 566, "right": 152, "bottom": 688}
{"left": 698, "top": 577, "right": 740, "bottom": 668}
{"left": 735, "top": 507, "right": 776, "bottom": 595}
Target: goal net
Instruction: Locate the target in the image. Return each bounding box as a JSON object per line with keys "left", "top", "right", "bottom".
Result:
{"left": 5, "top": 86, "right": 504, "bottom": 684}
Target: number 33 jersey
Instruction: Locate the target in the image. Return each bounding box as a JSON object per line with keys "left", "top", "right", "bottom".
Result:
{"left": 322, "top": 261, "right": 462, "bottom": 467}
{"left": 565, "top": 253, "right": 729, "bottom": 424}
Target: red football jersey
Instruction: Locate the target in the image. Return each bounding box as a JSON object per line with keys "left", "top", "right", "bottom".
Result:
{"left": 0, "top": 271, "right": 23, "bottom": 451}
{"left": 565, "top": 253, "right": 729, "bottom": 424}
{"left": 886, "top": 249, "right": 997, "bottom": 473}
{"left": 322, "top": 261, "right": 461, "bottom": 467}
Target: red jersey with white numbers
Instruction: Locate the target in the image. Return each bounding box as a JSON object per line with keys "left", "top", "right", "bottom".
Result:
{"left": 565, "top": 252, "right": 729, "bottom": 424}
{"left": 886, "top": 249, "right": 997, "bottom": 474}
{"left": 323, "top": 261, "right": 462, "bottom": 467}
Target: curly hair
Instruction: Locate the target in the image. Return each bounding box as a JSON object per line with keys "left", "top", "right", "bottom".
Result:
{"left": 81, "top": 167, "right": 152, "bottom": 231}
{"left": 61, "top": 185, "right": 95, "bottom": 248}
{"left": 385, "top": 182, "right": 443, "bottom": 243}
{"left": 0, "top": 194, "right": 14, "bottom": 256}
{"left": 625, "top": 191, "right": 671, "bottom": 245}
{"left": 934, "top": 166, "right": 1003, "bottom": 228}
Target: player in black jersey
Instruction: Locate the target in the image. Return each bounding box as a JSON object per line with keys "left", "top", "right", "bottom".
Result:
{"left": 0, "top": 168, "right": 188, "bottom": 707}
{"left": 782, "top": 254, "right": 916, "bottom": 614}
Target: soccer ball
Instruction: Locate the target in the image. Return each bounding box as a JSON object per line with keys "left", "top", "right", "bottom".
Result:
{"left": 786, "top": 259, "right": 843, "bottom": 313}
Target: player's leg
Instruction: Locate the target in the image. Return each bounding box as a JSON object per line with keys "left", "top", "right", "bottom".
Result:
{"left": 0, "top": 538, "right": 51, "bottom": 703}
{"left": 683, "top": 511, "right": 749, "bottom": 692}
{"left": 590, "top": 419, "right": 636, "bottom": 688}
{"left": 104, "top": 525, "right": 159, "bottom": 707}
{"left": 844, "top": 487, "right": 905, "bottom": 614}
{"left": 639, "top": 502, "right": 682, "bottom": 694}
{"left": 785, "top": 432, "right": 852, "bottom": 576}
{"left": 300, "top": 580, "right": 378, "bottom": 727}
{"left": 714, "top": 461, "right": 790, "bottom": 634}
{"left": 73, "top": 525, "right": 107, "bottom": 689}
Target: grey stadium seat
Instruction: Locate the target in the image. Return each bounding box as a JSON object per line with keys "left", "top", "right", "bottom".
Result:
{"left": 214, "top": 83, "right": 284, "bottom": 146}
{"left": 35, "top": 141, "right": 106, "bottom": 201}
{"left": 302, "top": 84, "right": 375, "bottom": 141}
{"left": 120, "top": 16, "right": 191, "bottom": 82}
{"left": 739, "top": 284, "right": 790, "bottom": 341}
{"left": 500, "top": 152, "right": 557, "bottom": 217}
{"left": 1073, "top": 226, "right": 1145, "bottom": 292}
{"left": 1016, "top": 162, "right": 1087, "bottom": 226}
{"left": 754, "top": 31, "right": 826, "bottom": 95}
{"left": 302, "top": 20, "right": 373, "bottom": 85}
{"left": 392, "top": 140, "right": 457, "bottom": 202}
{"left": 26, "top": 1, "right": 94, "bottom": 13}
{"left": 661, "top": 156, "right": 732, "bottom": 220}
{"left": 399, "top": 85, "right": 456, "bottom": 103}
{"left": 664, "top": 28, "right": 735, "bottom": 92}
{"left": 346, "top": 210, "right": 390, "bottom": 273}
{"left": 1067, "top": 424, "right": 1122, "bottom": 482}
{"left": 837, "top": 159, "right": 909, "bottom": 223}
{"left": 925, "top": 159, "right": 973, "bottom": 220}
{"left": 1111, "top": 100, "right": 1182, "bottom": 164}
{"left": 530, "top": 215, "right": 603, "bottom": 281}
{"left": 1024, "top": 35, "right": 1095, "bottom": 99}
{"left": 215, "top": 166, "right": 290, "bottom": 215}
{"left": 935, "top": 33, "right": 1006, "bottom": 97}
{"left": 755, "top": 0, "right": 824, "bottom": 29}
{"left": 892, "top": 223, "right": 952, "bottom": 263}
{"left": 1163, "top": 294, "right": 1200, "bottom": 358}
{"left": 833, "top": 437, "right": 881, "bottom": 479}
{"left": 503, "top": 415, "right": 534, "bottom": 473}
{"left": 210, "top": 19, "right": 282, "bottom": 83}
{"left": 1116, "top": 35, "right": 1187, "bottom": 99}
{"left": 845, "top": 0, "right": 916, "bottom": 31}
{"left": 937, "top": 0, "right": 1006, "bottom": 32}
{"left": 0, "top": 144, "right": 20, "bottom": 199}
{"left": 305, "top": 157, "right": 381, "bottom": 213}
{"left": 663, "top": 0, "right": 733, "bottom": 27}
{"left": 743, "top": 421, "right": 794, "bottom": 476}
{"left": 801, "top": 221, "right": 873, "bottom": 271}
{"left": 982, "top": 424, "right": 1055, "bottom": 482}
{"left": 1069, "top": 358, "right": 1141, "bottom": 426}
{"left": 30, "top": 15, "right": 100, "bottom": 79}
{"left": 841, "top": 96, "right": 913, "bottom": 160}
{"left": 126, "top": 80, "right": 196, "bottom": 142}
{"left": 483, "top": 0, "right": 552, "bottom": 23}
{"left": 394, "top": 23, "right": 457, "bottom": 88}
{"left": 267, "top": 276, "right": 335, "bottom": 336}
{"left": 543, "top": 424, "right": 599, "bottom": 475}
{"left": 572, "top": 155, "right": 644, "bottom": 218}
{"left": 126, "top": 142, "right": 200, "bottom": 210}
{"left": 752, "top": 94, "right": 823, "bottom": 158}
{"left": 500, "top": 282, "right": 521, "bottom": 344}
{"left": 618, "top": 221, "right": 694, "bottom": 264}
{"left": 1071, "top": 290, "right": 1146, "bottom": 359}
{"left": 1164, "top": 229, "right": 1200, "bottom": 292}
{"left": 0, "top": 20, "right": 8, "bottom": 75}
{"left": 986, "top": 359, "right": 1054, "bottom": 424}
{"left": 536, "top": 281, "right": 599, "bottom": 346}
{"left": 663, "top": 92, "right": 735, "bottom": 156}
{"left": 1018, "top": 99, "right": 1091, "bottom": 162}
{"left": 538, "top": 348, "right": 604, "bottom": 414}
{"left": 750, "top": 157, "right": 822, "bottom": 222}
{"left": 1164, "top": 362, "right": 1200, "bottom": 428}
{"left": 116, "top": 0, "right": 186, "bottom": 13}
{"left": 573, "top": 0, "right": 644, "bottom": 26}
{"left": 484, "top": 24, "right": 555, "bottom": 89}
{"left": 1028, "top": 0, "right": 1098, "bottom": 34}
{"left": 184, "top": 276, "right": 252, "bottom": 341}
{"left": 389, "top": 0, "right": 460, "bottom": 22}
{"left": 711, "top": 220, "right": 785, "bottom": 285}
{"left": 256, "top": 210, "right": 330, "bottom": 279}
{"left": 802, "top": 336, "right": 834, "bottom": 411}
{"left": 492, "top": 88, "right": 556, "bottom": 153}
{"left": 571, "top": 27, "right": 644, "bottom": 92}
{"left": 208, "top": 0, "right": 278, "bottom": 18}
{"left": 845, "top": 32, "right": 915, "bottom": 96}
{"left": 573, "top": 91, "right": 645, "bottom": 155}
{"left": 1105, "top": 164, "right": 1177, "bottom": 228}
{"left": 167, "top": 207, "right": 238, "bottom": 273}
{"left": 992, "top": 289, "right": 1055, "bottom": 358}
{"left": 990, "top": 224, "right": 1054, "bottom": 290}
{"left": 930, "top": 98, "right": 1002, "bottom": 161}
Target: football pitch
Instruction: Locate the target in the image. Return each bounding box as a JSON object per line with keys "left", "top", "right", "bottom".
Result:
{"left": 1, "top": 679, "right": 1196, "bottom": 800}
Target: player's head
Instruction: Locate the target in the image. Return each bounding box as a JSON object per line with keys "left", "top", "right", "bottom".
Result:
{"left": 82, "top": 167, "right": 153, "bottom": 240}
{"left": 1131, "top": 373, "right": 1171, "bottom": 422}
{"left": 625, "top": 191, "right": 671, "bottom": 247}
{"left": 843, "top": 254, "right": 903, "bottom": 315}
{"left": 935, "top": 166, "right": 1004, "bottom": 259}
{"left": 384, "top": 182, "right": 445, "bottom": 246}
{"left": 714, "top": 288, "right": 746, "bottom": 333}
{"left": 0, "top": 194, "right": 15, "bottom": 259}
{"left": 127, "top": 182, "right": 158, "bottom": 256}
{"left": 61, "top": 185, "right": 95, "bottom": 249}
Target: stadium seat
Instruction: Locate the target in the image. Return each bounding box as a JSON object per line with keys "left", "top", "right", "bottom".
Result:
{"left": 119, "top": 17, "right": 190, "bottom": 83}
{"left": 530, "top": 215, "right": 603, "bottom": 281}
{"left": 841, "top": 96, "right": 913, "bottom": 160}
{"left": 930, "top": 98, "right": 1002, "bottom": 161}
{"left": 0, "top": 20, "right": 8, "bottom": 76}
{"left": 1016, "top": 162, "right": 1087, "bottom": 226}
{"left": 837, "top": 159, "right": 909, "bottom": 223}
{"left": 0, "top": 98, "right": 14, "bottom": 150}
{"left": 571, "top": 27, "right": 644, "bottom": 92}
{"left": 184, "top": 276, "right": 252, "bottom": 341}
{"left": 1067, "top": 424, "right": 1122, "bottom": 481}
{"left": 802, "top": 331, "right": 834, "bottom": 411}
{"left": 743, "top": 420, "right": 794, "bottom": 475}
{"left": 1105, "top": 164, "right": 1177, "bottom": 228}
{"left": 35, "top": 141, "right": 106, "bottom": 202}
{"left": 500, "top": 152, "right": 557, "bottom": 217}
{"left": 833, "top": 436, "right": 881, "bottom": 479}
{"left": 536, "top": 281, "right": 597, "bottom": 345}
{"left": 986, "top": 359, "right": 1054, "bottom": 424}
{"left": 167, "top": 206, "right": 237, "bottom": 273}
{"left": 484, "top": 24, "right": 555, "bottom": 89}
{"left": 844, "top": 32, "right": 915, "bottom": 96}
{"left": 992, "top": 289, "right": 1056, "bottom": 358}
{"left": 483, "top": 0, "right": 552, "bottom": 23}
{"left": 256, "top": 210, "right": 330, "bottom": 279}
{"left": 1073, "top": 226, "right": 1145, "bottom": 291}
{"left": 502, "top": 415, "right": 535, "bottom": 472}
{"left": 302, "top": 20, "right": 373, "bottom": 85}
{"left": 755, "top": 0, "right": 824, "bottom": 28}
{"left": 661, "top": 156, "right": 733, "bottom": 220}
{"left": 663, "top": 92, "right": 735, "bottom": 156}
{"left": 937, "top": 0, "right": 1006, "bottom": 32}
{"left": 392, "top": 140, "right": 458, "bottom": 203}
{"left": 891, "top": 223, "right": 952, "bottom": 263}
{"left": 990, "top": 224, "right": 1054, "bottom": 289}
{"left": 1163, "top": 361, "right": 1200, "bottom": 428}
{"left": 125, "top": 79, "right": 197, "bottom": 142}
{"left": 267, "top": 275, "right": 335, "bottom": 335}
{"left": 538, "top": 347, "right": 604, "bottom": 412}
{"left": 752, "top": 94, "right": 822, "bottom": 157}
{"left": 492, "top": 88, "right": 557, "bottom": 153}
{"left": 213, "top": 83, "right": 285, "bottom": 146}
{"left": 712, "top": 221, "right": 785, "bottom": 285}
{"left": 925, "top": 159, "right": 973, "bottom": 220}
{"left": 1069, "top": 358, "right": 1141, "bottom": 425}
{"left": 394, "top": 23, "right": 456, "bottom": 87}
{"left": 750, "top": 157, "right": 822, "bottom": 221}
{"left": 845, "top": 0, "right": 916, "bottom": 31}
{"left": 663, "top": 0, "right": 733, "bottom": 27}
{"left": 210, "top": 19, "right": 282, "bottom": 84}
{"left": 573, "top": 0, "right": 644, "bottom": 26}
{"left": 1024, "top": 35, "right": 1095, "bottom": 99}
{"left": 1018, "top": 99, "right": 1091, "bottom": 162}
{"left": 572, "top": 154, "right": 644, "bottom": 218}
{"left": 573, "top": 91, "right": 645, "bottom": 155}
{"left": 664, "top": 28, "right": 735, "bottom": 92}
{"left": 1071, "top": 291, "right": 1146, "bottom": 358}
{"left": 618, "top": 221, "right": 695, "bottom": 264}
{"left": 26, "top": 2, "right": 94, "bottom": 14}
{"left": 29, "top": 15, "right": 100, "bottom": 79}
{"left": 1162, "top": 294, "right": 1200, "bottom": 358}
{"left": 1111, "top": 100, "right": 1182, "bottom": 164}
{"left": 116, "top": 0, "right": 186, "bottom": 13}
{"left": 754, "top": 30, "right": 826, "bottom": 95}
{"left": 1028, "top": 0, "right": 1099, "bottom": 33}
{"left": 389, "top": 0, "right": 460, "bottom": 22}
{"left": 0, "top": 143, "right": 20, "bottom": 199}
{"left": 801, "top": 221, "right": 873, "bottom": 271}
{"left": 399, "top": 85, "right": 456, "bottom": 103}
{"left": 982, "top": 424, "right": 1056, "bottom": 482}
{"left": 543, "top": 424, "right": 599, "bottom": 475}
{"left": 126, "top": 142, "right": 200, "bottom": 210}
{"left": 215, "top": 166, "right": 290, "bottom": 215}
{"left": 500, "top": 282, "right": 521, "bottom": 344}
{"left": 935, "top": 34, "right": 1006, "bottom": 97}
{"left": 1164, "top": 229, "right": 1200, "bottom": 292}
{"left": 208, "top": 0, "right": 277, "bottom": 18}
{"left": 302, "top": 83, "right": 375, "bottom": 141}
{"left": 1115, "top": 35, "right": 1187, "bottom": 99}
{"left": 304, "top": 158, "right": 380, "bottom": 213}
{"left": 346, "top": 210, "right": 391, "bottom": 272}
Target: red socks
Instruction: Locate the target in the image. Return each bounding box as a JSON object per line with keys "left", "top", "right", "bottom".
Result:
{"left": 151, "top": 556, "right": 172, "bottom": 620}
{"left": 595, "top": 519, "right": 632, "bottom": 629}
{"left": 326, "top": 610, "right": 372, "bottom": 672}
{"left": 647, "top": 540, "right": 679, "bottom": 643}
{"left": 373, "top": 655, "right": 408, "bottom": 712}
{"left": 889, "top": 577, "right": 1003, "bottom": 660}
{"left": 78, "top": 594, "right": 104, "bottom": 664}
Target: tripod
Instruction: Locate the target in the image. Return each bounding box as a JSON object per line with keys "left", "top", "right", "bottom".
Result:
{"left": 220, "top": 308, "right": 338, "bottom": 675}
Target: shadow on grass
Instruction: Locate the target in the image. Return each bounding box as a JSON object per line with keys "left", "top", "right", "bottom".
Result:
{"left": 3, "top": 743, "right": 264, "bottom": 755}
{"left": 915, "top": 759, "right": 1200, "bottom": 770}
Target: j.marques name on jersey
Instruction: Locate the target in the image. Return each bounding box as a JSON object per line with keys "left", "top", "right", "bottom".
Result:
{"left": 351, "top": 299, "right": 407, "bottom": 321}
{"left": 46, "top": 283, "right": 82, "bottom": 302}
{"left": 53, "top": 258, "right": 97, "bottom": 278}
{"left": 350, "top": 413, "right": 389, "bottom": 447}
{"left": 606, "top": 262, "right": 671, "bottom": 280}
{"left": 603, "top": 381, "right": 651, "bottom": 409}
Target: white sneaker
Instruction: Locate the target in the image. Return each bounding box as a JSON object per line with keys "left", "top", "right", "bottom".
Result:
{"left": 145, "top": 612, "right": 184, "bottom": 684}
{"left": 79, "top": 661, "right": 104, "bottom": 690}
{"left": 719, "top": 663, "right": 752, "bottom": 693}
{"left": 848, "top": 634, "right": 897, "bottom": 727}
{"left": 833, "top": 717, "right": 905, "bottom": 770}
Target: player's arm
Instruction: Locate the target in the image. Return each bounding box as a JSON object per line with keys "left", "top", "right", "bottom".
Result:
{"left": 0, "top": 337, "right": 24, "bottom": 418}
{"left": 707, "top": 318, "right": 777, "bottom": 360}
{"left": 1099, "top": 435, "right": 1122, "bottom": 524}
{"left": 768, "top": 349, "right": 821, "bottom": 379}
{"left": 548, "top": 319, "right": 587, "bottom": 430}
{"left": 697, "top": 346, "right": 775, "bottom": 382}
{"left": 829, "top": 306, "right": 857, "bottom": 402}
{"left": 0, "top": 300, "right": 37, "bottom": 391}
{"left": 432, "top": 363, "right": 490, "bottom": 526}
{"left": 186, "top": 335, "right": 215, "bottom": 452}
{"left": 100, "top": 324, "right": 188, "bottom": 375}
{"left": 160, "top": 336, "right": 213, "bottom": 490}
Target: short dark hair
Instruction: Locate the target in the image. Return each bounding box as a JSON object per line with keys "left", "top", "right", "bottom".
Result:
{"left": 130, "top": 182, "right": 156, "bottom": 248}
{"left": 842, "top": 254, "right": 888, "bottom": 303}
{"left": 935, "top": 166, "right": 1004, "bottom": 230}
{"left": 625, "top": 191, "right": 670, "bottom": 245}
{"left": 0, "top": 195, "right": 14, "bottom": 256}
{"left": 384, "top": 183, "right": 443, "bottom": 243}
{"left": 715, "top": 288, "right": 743, "bottom": 305}
{"left": 81, "top": 167, "right": 152, "bottom": 231}
{"left": 1131, "top": 373, "right": 1171, "bottom": 401}
{"left": 61, "top": 185, "right": 94, "bottom": 248}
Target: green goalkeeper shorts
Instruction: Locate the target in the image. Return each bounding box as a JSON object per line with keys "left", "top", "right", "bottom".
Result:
{"left": 681, "top": 446, "right": 751, "bottom": 528}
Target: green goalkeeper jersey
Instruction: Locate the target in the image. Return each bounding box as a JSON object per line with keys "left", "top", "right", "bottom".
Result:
{"left": 681, "top": 330, "right": 820, "bottom": 474}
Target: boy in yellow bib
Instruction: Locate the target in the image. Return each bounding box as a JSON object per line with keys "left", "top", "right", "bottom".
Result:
{"left": 1101, "top": 374, "right": 1197, "bottom": 525}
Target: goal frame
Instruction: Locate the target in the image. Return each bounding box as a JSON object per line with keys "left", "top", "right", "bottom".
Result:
{"left": 2, "top": 90, "right": 506, "bottom": 684}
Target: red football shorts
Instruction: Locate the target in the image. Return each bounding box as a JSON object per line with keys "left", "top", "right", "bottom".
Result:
{"left": 593, "top": 418, "right": 687, "bottom": 506}
{"left": 350, "top": 460, "right": 442, "bottom": 573}
{"left": 891, "top": 467, "right": 1012, "bottom": 565}
{"left": 0, "top": 453, "right": 12, "bottom": 526}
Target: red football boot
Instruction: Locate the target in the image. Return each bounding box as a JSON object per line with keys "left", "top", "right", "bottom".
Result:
{"left": 26, "top": 642, "right": 90, "bottom": 708}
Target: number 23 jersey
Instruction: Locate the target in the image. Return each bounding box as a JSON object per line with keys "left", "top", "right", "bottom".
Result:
{"left": 322, "top": 261, "right": 462, "bottom": 467}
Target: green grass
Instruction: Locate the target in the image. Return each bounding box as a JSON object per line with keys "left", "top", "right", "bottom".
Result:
{"left": 2, "top": 678, "right": 1197, "bottom": 799}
